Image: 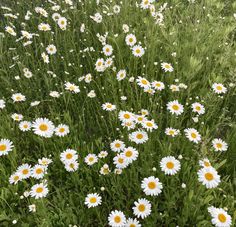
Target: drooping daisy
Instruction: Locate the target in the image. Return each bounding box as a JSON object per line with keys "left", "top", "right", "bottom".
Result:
{"left": 212, "top": 138, "right": 228, "bottom": 152}
{"left": 98, "top": 150, "right": 108, "bottom": 158}
{"left": 19, "top": 121, "right": 31, "bottom": 131}
{"left": 11, "top": 93, "right": 26, "bottom": 102}
{"left": 129, "top": 130, "right": 148, "bottom": 144}
{"left": 64, "top": 160, "right": 79, "bottom": 172}
{"left": 108, "top": 210, "right": 126, "bottom": 227}
{"left": 0, "top": 139, "right": 14, "bottom": 156}
{"left": 84, "top": 154, "right": 98, "bottom": 166}
{"left": 102, "top": 103, "right": 116, "bottom": 111}
{"left": 9, "top": 172, "right": 21, "bottom": 184}
{"left": 64, "top": 82, "right": 80, "bottom": 93}
{"left": 161, "top": 62, "right": 174, "bottom": 72}
{"left": 191, "top": 102, "right": 205, "bottom": 115}
{"left": 11, "top": 113, "right": 23, "bottom": 121}
{"left": 57, "top": 17, "right": 67, "bottom": 30}
{"left": 167, "top": 100, "right": 184, "bottom": 116}
{"left": 132, "top": 45, "right": 145, "bottom": 57}
{"left": 160, "top": 156, "right": 181, "bottom": 175}
{"left": 197, "top": 167, "right": 221, "bottom": 189}
{"left": 184, "top": 128, "right": 201, "bottom": 144}
{"left": 38, "top": 23, "right": 51, "bottom": 31}
{"left": 100, "top": 164, "right": 111, "bottom": 175}
{"left": 199, "top": 158, "right": 211, "bottom": 168}
{"left": 113, "top": 154, "right": 129, "bottom": 169}
{"left": 208, "top": 206, "right": 232, "bottom": 227}
{"left": 152, "top": 81, "right": 165, "bottom": 91}
{"left": 125, "top": 218, "right": 141, "bottom": 227}
{"left": 133, "top": 198, "right": 152, "bottom": 219}
{"left": 84, "top": 193, "right": 102, "bottom": 208}
{"left": 5, "top": 26, "right": 17, "bottom": 36}
{"left": 32, "top": 118, "right": 55, "bottom": 138}
{"left": 165, "top": 128, "right": 180, "bottom": 137}
{"left": 30, "top": 183, "right": 49, "bottom": 199}
{"left": 122, "top": 147, "right": 139, "bottom": 164}
{"left": 31, "top": 164, "right": 46, "bottom": 179}
{"left": 17, "top": 164, "right": 31, "bottom": 179}
{"left": 110, "top": 140, "right": 125, "bottom": 152}
{"left": 141, "top": 176, "right": 163, "bottom": 196}
{"left": 95, "top": 58, "right": 105, "bottom": 72}
{"left": 125, "top": 34, "right": 137, "bottom": 46}
{"left": 212, "top": 83, "right": 227, "bottom": 94}
{"left": 60, "top": 149, "right": 78, "bottom": 163}
{"left": 103, "top": 44, "right": 113, "bottom": 56}
{"left": 141, "top": 120, "right": 158, "bottom": 132}
{"left": 116, "top": 70, "right": 127, "bottom": 81}
{"left": 38, "top": 157, "right": 52, "bottom": 166}
{"left": 54, "top": 124, "right": 70, "bottom": 137}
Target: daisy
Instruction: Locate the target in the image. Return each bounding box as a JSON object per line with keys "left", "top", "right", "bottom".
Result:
{"left": 32, "top": 118, "right": 55, "bottom": 138}
{"left": 105, "top": 58, "right": 113, "bottom": 67}
{"left": 60, "top": 149, "right": 78, "bottom": 163}
{"left": 31, "top": 164, "right": 46, "bottom": 179}
{"left": 98, "top": 151, "right": 108, "bottom": 158}
{"left": 100, "top": 164, "right": 111, "bottom": 175}
{"left": 30, "top": 183, "right": 49, "bottom": 199}
{"left": 46, "top": 44, "right": 57, "bottom": 55}
{"left": 160, "top": 156, "right": 181, "bottom": 175}
{"left": 5, "top": 26, "right": 16, "bottom": 36}
{"left": 9, "top": 172, "right": 21, "bottom": 184}
{"left": 38, "top": 157, "right": 52, "bottom": 166}
{"left": 133, "top": 198, "right": 152, "bottom": 219}
{"left": 84, "top": 154, "right": 98, "bottom": 166}
{"left": 136, "top": 76, "right": 150, "bottom": 88}
{"left": 152, "top": 81, "right": 165, "bottom": 91}
{"left": 113, "top": 154, "right": 129, "bottom": 169}
{"left": 184, "top": 128, "right": 201, "bottom": 144}
{"left": 208, "top": 206, "right": 232, "bottom": 227}
{"left": 132, "top": 45, "right": 145, "bottom": 57}
{"left": 19, "top": 121, "right": 31, "bottom": 131}
{"left": 84, "top": 193, "right": 102, "bottom": 208}
{"left": 102, "top": 103, "right": 116, "bottom": 111}
{"left": 0, "top": 99, "right": 6, "bottom": 109}
{"left": 64, "top": 160, "right": 79, "bottom": 172}
{"left": 17, "top": 164, "right": 31, "bottom": 179}
{"left": 54, "top": 124, "right": 70, "bottom": 137}
{"left": 141, "top": 176, "right": 163, "bottom": 196}
{"left": 0, "top": 139, "right": 14, "bottom": 156}
{"left": 64, "top": 82, "right": 80, "bottom": 93}
{"left": 125, "top": 34, "right": 137, "bottom": 46}
{"left": 197, "top": 167, "right": 221, "bottom": 188}
{"left": 141, "top": 120, "right": 158, "bottom": 132}
{"left": 165, "top": 128, "right": 180, "bottom": 137}
{"left": 140, "top": 0, "right": 151, "bottom": 9}
{"left": 212, "top": 138, "right": 228, "bottom": 152}
{"left": 103, "top": 44, "right": 113, "bottom": 56}
{"left": 129, "top": 130, "right": 148, "bottom": 144}
{"left": 11, "top": 113, "right": 23, "bottom": 121}
{"left": 11, "top": 93, "right": 26, "bottom": 102}
{"left": 135, "top": 115, "right": 147, "bottom": 124}
{"left": 121, "top": 120, "right": 136, "bottom": 130}
{"left": 116, "top": 70, "right": 127, "bottom": 81}
{"left": 110, "top": 140, "right": 125, "bottom": 152}
{"left": 212, "top": 83, "right": 227, "bottom": 94}
{"left": 108, "top": 210, "right": 126, "bottom": 227}
{"left": 118, "top": 111, "right": 135, "bottom": 123}
{"left": 125, "top": 218, "right": 141, "bottom": 227}
{"left": 191, "top": 102, "right": 205, "bottom": 115}
{"left": 38, "top": 23, "right": 51, "bottom": 31}
{"left": 161, "top": 62, "right": 174, "bottom": 72}
{"left": 167, "top": 100, "right": 184, "bottom": 115}
{"left": 122, "top": 147, "right": 139, "bottom": 164}
{"left": 199, "top": 158, "right": 211, "bottom": 168}
{"left": 95, "top": 58, "right": 105, "bottom": 72}
{"left": 57, "top": 17, "right": 67, "bottom": 30}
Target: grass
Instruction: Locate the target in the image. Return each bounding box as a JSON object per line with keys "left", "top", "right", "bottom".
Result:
{"left": 0, "top": 0, "right": 235, "bottom": 226}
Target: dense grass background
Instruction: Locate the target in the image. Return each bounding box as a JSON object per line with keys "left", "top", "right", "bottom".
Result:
{"left": 0, "top": 0, "right": 235, "bottom": 226}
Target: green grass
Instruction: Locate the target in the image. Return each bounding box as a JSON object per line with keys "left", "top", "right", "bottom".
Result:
{"left": 0, "top": 0, "right": 235, "bottom": 226}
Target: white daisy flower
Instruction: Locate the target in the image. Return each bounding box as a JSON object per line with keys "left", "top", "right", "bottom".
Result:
{"left": 64, "top": 82, "right": 80, "bottom": 93}
{"left": 64, "top": 160, "right": 79, "bottom": 172}
{"left": 165, "top": 128, "right": 180, "bottom": 137}
{"left": 60, "top": 149, "right": 78, "bottom": 163}
{"left": 54, "top": 124, "right": 70, "bottom": 137}
{"left": 84, "top": 193, "right": 102, "bottom": 208}
{"left": 117, "top": 70, "right": 127, "bottom": 81}
{"left": 108, "top": 210, "right": 126, "bottom": 227}
{"left": 84, "top": 154, "right": 98, "bottom": 166}
{"left": 31, "top": 164, "right": 46, "bottom": 179}
{"left": 125, "top": 34, "right": 137, "bottom": 46}
{"left": 122, "top": 147, "right": 139, "bottom": 164}
{"left": 17, "top": 164, "right": 31, "bottom": 179}
{"left": 212, "top": 138, "right": 228, "bottom": 152}
{"left": 46, "top": 44, "right": 57, "bottom": 55}
{"left": 0, "top": 139, "right": 14, "bottom": 156}
{"left": 136, "top": 76, "right": 150, "bottom": 89}
{"left": 160, "top": 156, "right": 181, "bottom": 175}
{"left": 141, "top": 120, "right": 158, "bottom": 132}
{"left": 113, "top": 154, "right": 129, "bottom": 169}
{"left": 152, "top": 81, "right": 165, "bottom": 91}
{"left": 208, "top": 206, "right": 232, "bottom": 227}
{"left": 30, "top": 183, "right": 49, "bottom": 199}
{"left": 32, "top": 118, "right": 55, "bottom": 138}
{"left": 103, "top": 44, "right": 113, "bottom": 56}
{"left": 197, "top": 167, "right": 221, "bottom": 189}
{"left": 11, "top": 93, "right": 26, "bottom": 102}
{"left": 9, "top": 172, "right": 21, "bottom": 184}
{"left": 199, "top": 158, "right": 211, "bottom": 168}
{"left": 19, "top": 121, "right": 31, "bottom": 131}
{"left": 110, "top": 140, "right": 125, "bottom": 152}
{"left": 191, "top": 102, "right": 205, "bottom": 115}
{"left": 141, "top": 176, "right": 163, "bottom": 196}
{"left": 212, "top": 83, "right": 227, "bottom": 94}
{"left": 0, "top": 99, "right": 6, "bottom": 109}
{"left": 102, "top": 103, "right": 116, "bottom": 111}
{"left": 184, "top": 128, "right": 201, "bottom": 144}
{"left": 133, "top": 198, "right": 152, "bottom": 219}
{"left": 132, "top": 45, "right": 145, "bottom": 57}
{"left": 11, "top": 113, "right": 23, "bottom": 121}
{"left": 125, "top": 218, "right": 141, "bottom": 227}
{"left": 129, "top": 130, "right": 148, "bottom": 144}
{"left": 118, "top": 111, "right": 135, "bottom": 123}
{"left": 167, "top": 100, "right": 184, "bottom": 115}
{"left": 161, "top": 62, "right": 174, "bottom": 72}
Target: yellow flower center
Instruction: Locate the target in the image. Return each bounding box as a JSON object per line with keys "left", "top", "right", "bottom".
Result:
{"left": 166, "top": 162, "right": 174, "bottom": 169}
{"left": 66, "top": 153, "right": 73, "bottom": 159}
{"left": 141, "top": 79, "right": 147, "bottom": 85}
{"left": 204, "top": 161, "right": 211, "bottom": 167}
{"left": 118, "top": 158, "right": 124, "bottom": 164}
{"left": 218, "top": 213, "right": 226, "bottom": 223}
{"left": 36, "top": 168, "right": 43, "bottom": 174}
{"left": 36, "top": 187, "right": 43, "bottom": 193}
{"left": 136, "top": 134, "right": 143, "bottom": 139}
{"left": 89, "top": 197, "right": 97, "bottom": 203}
{"left": 14, "top": 175, "right": 19, "bottom": 181}
{"left": 0, "top": 144, "right": 7, "bottom": 151}
{"left": 148, "top": 181, "right": 156, "bottom": 189}
{"left": 59, "top": 128, "right": 65, "bottom": 133}
{"left": 22, "top": 169, "right": 29, "bottom": 175}
{"left": 39, "top": 124, "right": 48, "bottom": 131}
{"left": 125, "top": 150, "right": 132, "bottom": 157}
{"left": 191, "top": 133, "right": 197, "bottom": 139}
{"left": 115, "top": 143, "right": 121, "bottom": 148}
{"left": 172, "top": 104, "right": 179, "bottom": 110}
{"left": 205, "top": 172, "right": 214, "bottom": 181}
{"left": 216, "top": 85, "right": 222, "bottom": 90}
{"left": 114, "top": 216, "right": 121, "bottom": 223}
{"left": 216, "top": 143, "right": 222, "bottom": 148}
{"left": 138, "top": 204, "right": 146, "bottom": 212}
{"left": 124, "top": 114, "right": 130, "bottom": 119}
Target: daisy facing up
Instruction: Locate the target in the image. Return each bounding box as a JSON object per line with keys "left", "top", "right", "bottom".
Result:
{"left": 108, "top": 210, "right": 126, "bottom": 227}
{"left": 17, "top": 163, "right": 31, "bottom": 179}
{"left": 191, "top": 102, "right": 205, "bottom": 115}
{"left": 141, "top": 176, "right": 163, "bottom": 196}
{"left": 212, "top": 138, "right": 228, "bottom": 152}
{"left": 125, "top": 218, "right": 141, "bottom": 227}
{"left": 84, "top": 193, "right": 102, "bottom": 208}
{"left": 141, "top": 119, "right": 158, "bottom": 132}
{"left": 19, "top": 121, "right": 31, "bottom": 131}
{"left": 136, "top": 76, "right": 150, "bottom": 89}
{"left": 152, "top": 81, "right": 165, "bottom": 91}
{"left": 102, "top": 103, "right": 116, "bottom": 111}
{"left": 32, "top": 118, "right": 55, "bottom": 138}
{"left": 30, "top": 183, "right": 49, "bottom": 199}
{"left": 110, "top": 140, "right": 125, "bottom": 152}
{"left": 0, "top": 139, "right": 14, "bottom": 156}
{"left": 125, "top": 34, "right": 137, "bottom": 46}
{"left": 184, "top": 128, "right": 201, "bottom": 144}
{"left": 60, "top": 149, "right": 78, "bottom": 163}
{"left": 9, "top": 172, "right": 21, "bottom": 185}
{"left": 208, "top": 206, "right": 232, "bottom": 227}
{"left": 132, "top": 45, "right": 145, "bottom": 57}
{"left": 113, "top": 153, "right": 129, "bottom": 169}
{"left": 54, "top": 124, "right": 70, "bottom": 137}
{"left": 122, "top": 147, "right": 139, "bottom": 164}
{"left": 64, "top": 160, "right": 79, "bottom": 172}
{"left": 116, "top": 69, "right": 127, "bottom": 81}
{"left": 160, "top": 156, "right": 181, "bottom": 175}
{"left": 11, "top": 93, "right": 26, "bottom": 102}
{"left": 197, "top": 166, "right": 221, "bottom": 189}
{"left": 199, "top": 158, "right": 211, "bottom": 168}
{"left": 167, "top": 100, "right": 184, "bottom": 116}
{"left": 84, "top": 154, "right": 98, "bottom": 166}
{"left": 64, "top": 82, "right": 80, "bottom": 93}
{"left": 133, "top": 198, "right": 152, "bottom": 219}
{"left": 165, "top": 127, "right": 180, "bottom": 137}
{"left": 212, "top": 83, "right": 227, "bottom": 94}
{"left": 118, "top": 111, "right": 135, "bottom": 123}
{"left": 31, "top": 164, "right": 46, "bottom": 179}
{"left": 161, "top": 62, "right": 174, "bottom": 72}
{"left": 129, "top": 130, "right": 148, "bottom": 144}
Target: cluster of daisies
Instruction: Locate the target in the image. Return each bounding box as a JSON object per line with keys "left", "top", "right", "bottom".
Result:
{"left": 125, "top": 33, "right": 145, "bottom": 57}
{"left": 9, "top": 157, "right": 52, "bottom": 199}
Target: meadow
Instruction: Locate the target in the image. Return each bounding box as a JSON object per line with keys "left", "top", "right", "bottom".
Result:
{"left": 0, "top": 0, "right": 235, "bottom": 226}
